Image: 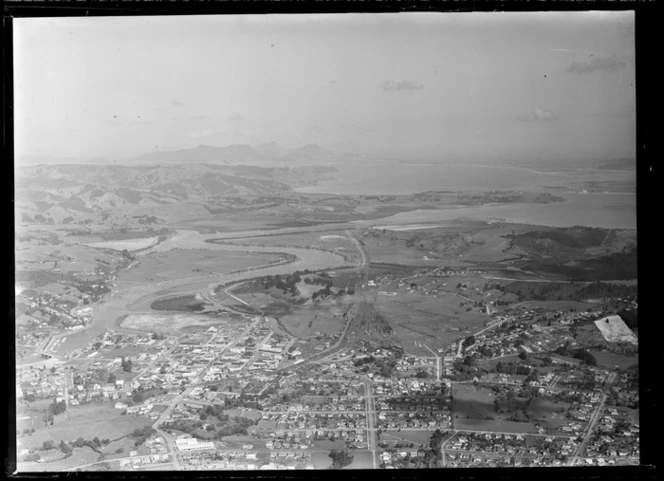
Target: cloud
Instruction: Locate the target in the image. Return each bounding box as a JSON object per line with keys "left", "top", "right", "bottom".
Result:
{"left": 172, "top": 99, "right": 185, "bottom": 107}
{"left": 189, "top": 114, "right": 210, "bottom": 120}
{"left": 587, "top": 103, "right": 635, "bottom": 119}
{"left": 228, "top": 113, "right": 245, "bottom": 121}
{"left": 105, "top": 116, "right": 153, "bottom": 126}
{"left": 189, "top": 129, "right": 214, "bottom": 139}
{"left": 566, "top": 57, "right": 627, "bottom": 74}
{"left": 382, "top": 79, "right": 425, "bottom": 92}
{"left": 531, "top": 109, "right": 556, "bottom": 122}
{"left": 354, "top": 125, "right": 373, "bottom": 135}
{"left": 519, "top": 109, "right": 556, "bottom": 122}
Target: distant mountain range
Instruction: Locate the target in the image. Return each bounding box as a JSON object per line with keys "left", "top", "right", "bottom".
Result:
{"left": 14, "top": 162, "right": 337, "bottom": 225}
{"left": 17, "top": 142, "right": 342, "bottom": 166}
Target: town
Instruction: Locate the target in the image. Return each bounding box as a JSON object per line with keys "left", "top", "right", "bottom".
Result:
{"left": 16, "top": 263, "right": 639, "bottom": 471}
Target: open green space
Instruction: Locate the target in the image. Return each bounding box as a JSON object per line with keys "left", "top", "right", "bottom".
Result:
{"left": 590, "top": 350, "right": 638, "bottom": 369}
{"left": 150, "top": 295, "right": 207, "bottom": 312}
{"left": 17, "top": 403, "right": 153, "bottom": 453}
{"left": 117, "top": 248, "right": 280, "bottom": 284}
{"left": 379, "top": 430, "right": 432, "bottom": 446}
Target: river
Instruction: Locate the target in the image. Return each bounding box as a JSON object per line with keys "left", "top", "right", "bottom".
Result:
{"left": 355, "top": 193, "right": 636, "bottom": 230}
{"left": 55, "top": 188, "right": 635, "bottom": 356}
{"left": 55, "top": 230, "right": 352, "bottom": 355}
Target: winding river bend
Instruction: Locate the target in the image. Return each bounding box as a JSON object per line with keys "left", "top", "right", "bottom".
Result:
{"left": 55, "top": 230, "right": 352, "bottom": 355}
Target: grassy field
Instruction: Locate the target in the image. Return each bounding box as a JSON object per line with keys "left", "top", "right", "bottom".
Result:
{"left": 343, "top": 450, "right": 374, "bottom": 469}
{"left": 452, "top": 384, "right": 496, "bottom": 419}
{"left": 590, "top": 350, "right": 638, "bottom": 369}
{"left": 18, "top": 445, "right": 101, "bottom": 472}
{"left": 360, "top": 223, "right": 528, "bottom": 267}
{"left": 231, "top": 277, "right": 358, "bottom": 337}
{"left": 361, "top": 237, "right": 446, "bottom": 267}
{"left": 17, "top": 242, "right": 119, "bottom": 276}
{"left": 150, "top": 295, "right": 207, "bottom": 312}
{"left": 85, "top": 236, "right": 162, "bottom": 252}
{"left": 278, "top": 298, "right": 353, "bottom": 337}
{"left": 17, "top": 403, "right": 152, "bottom": 453}
{"left": 524, "top": 398, "right": 570, "bottom": 429}
{"left": 452, "top": 384, "right": 539, "bottom": 434}
{"left": 121, "top": 313, "right": 239, "bottom": 333}
{"left": 374, "top": 291, "right": 488, "bottom": 355}
{"left": 118, "top": 248, "right": 280, "bottom": 284}
{"left": 455, "top": 417, "right": 539, "bottom": 434}
{"left": 311, "top": 451, "right": 334, "bottom": 469}
{"left": 379, "top": 430, "right": 432, "bottom": 446}
{"left": 512, "top": 300, "right": 599, "bottom": 312}
{"left": 311, "top": 444, "right": 372, "bottom": 469}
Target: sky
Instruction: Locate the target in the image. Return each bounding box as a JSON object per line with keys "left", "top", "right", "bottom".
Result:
{"left": 14, "top": 12, "right": 635, "bottom": 162}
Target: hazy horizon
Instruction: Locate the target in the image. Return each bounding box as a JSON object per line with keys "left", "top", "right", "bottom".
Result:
{"left": 14, "top": 12, "right": 635, "bottom": 163}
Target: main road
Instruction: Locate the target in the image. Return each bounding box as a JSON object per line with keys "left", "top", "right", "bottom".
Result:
{"left": 363, "top": 376, "right": 378, "bottom": 469}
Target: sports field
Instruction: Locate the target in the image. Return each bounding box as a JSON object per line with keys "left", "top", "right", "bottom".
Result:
{"left": 594, "top": 315, "right": 637, "bottom": 344}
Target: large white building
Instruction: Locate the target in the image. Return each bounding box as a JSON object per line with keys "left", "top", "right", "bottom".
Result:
{"left": 175, "top": 437, "right": 216, "bottom": 452}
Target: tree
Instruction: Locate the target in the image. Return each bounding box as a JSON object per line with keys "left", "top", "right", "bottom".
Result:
{"left": 518, "top": 352, "right": 528, "bottom": 361}
{"left": 93, "top": 436, "right": 102, "bottom": 447}
{"left": 525, "top": 369, "right": 540, "bottom": 384}
{"left": 42, "top": 440, "right": 56, "bottom": 451}
{"left": 107, "top": 373, "right": 116, "bottom": 384}
{"left": 439, "top": 383, "right": 448, "bottom": 396}
{"left": 132, "top": 391, "right": 146, "bottom": 403}
{"left": 23, "top": 453, "right": 40, "bottom": 462}
{"left": 121, "top": 357, "right": 133, "bottom": 373}
{"left": 329, "top": 449, "right": 354, "bottom": 469}
{"left": 48, "top": 399, "right": 67, "bottom": 416}
{"left": 379, "top": 364, "right": 393, "bottom": 378}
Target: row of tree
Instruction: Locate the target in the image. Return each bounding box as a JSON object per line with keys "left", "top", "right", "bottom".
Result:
{"left": 42, "top": 436, "right": 110, "bottom": 454}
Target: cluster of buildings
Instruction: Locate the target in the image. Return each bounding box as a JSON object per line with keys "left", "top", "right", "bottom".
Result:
{"left": 376, "top": 411, "right": 450, "bottom": 430}
{"left": 15, "top": 291, "right": 95, "bottom": 353}
{"left": 177, "top": 446, "right": 314, "bottom": 470}
{"left": 17, "top": 367, "right": 69, "bottom": 401}
{"left": 380, "top": 449, "right": 425, "bottom": 467}
{"left": 15, "top": 256, "right": 640, "bottom": 472}
{"left": 447, "top": 432, "right": 578, "bottom": 459}
{"left": 264, "top": 412, "right": 367, "bottom": 431}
